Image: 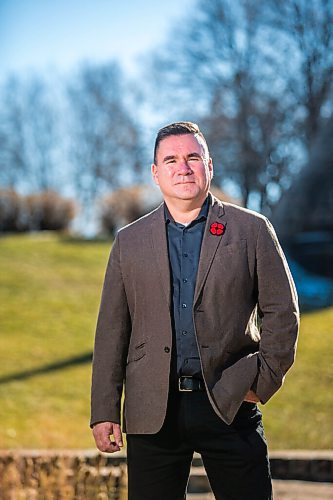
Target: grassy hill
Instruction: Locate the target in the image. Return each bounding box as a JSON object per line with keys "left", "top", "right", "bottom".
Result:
{"left": 0, "top": 233, "right": 332, "bottom": 449}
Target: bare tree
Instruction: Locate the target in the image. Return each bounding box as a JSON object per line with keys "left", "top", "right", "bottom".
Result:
{"left": 194, "top": 0, "right": 294, "bottom": 211}
{"left": 25, "top": 77, "right": 58, "bottom": 191}
{"left": 273, "top": 116, "right": 333, "bottom": 239}
{"left": 0, "top": 76, "right": 29, "bottom": 189}
{"left": 147, "top": 0, "right": 332, "bottom": 212}
{"left": 265, "top": 0, "right": 333, "bottom": 150}
{"left": 0, "top": 75, "right": 59, "bottom": 191}
{"left": 67, "top": 62, "right": 145, "bottom": 224}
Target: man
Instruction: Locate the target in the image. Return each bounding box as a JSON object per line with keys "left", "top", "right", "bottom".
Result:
{"left": 91, "top": 122, "right": 299, "bottom": 500}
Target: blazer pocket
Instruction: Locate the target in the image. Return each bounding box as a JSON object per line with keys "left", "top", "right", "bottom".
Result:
{"left": 213, "top": 239, "right": 249, "bottom": 276}
{"left": 126, "top": 341, "right": 147, "bottom": 364}
{"left": 222, "top": 239, "right": 247, "bottom": 254}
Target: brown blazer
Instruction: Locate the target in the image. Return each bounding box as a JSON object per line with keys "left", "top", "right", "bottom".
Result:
{"left": 90, "top": 194, "right": 299, "bottom": 432}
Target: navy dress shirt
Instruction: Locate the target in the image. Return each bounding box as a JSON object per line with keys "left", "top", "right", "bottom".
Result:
{"left": 165, "top": 196, "right": 209, "bottom": 381}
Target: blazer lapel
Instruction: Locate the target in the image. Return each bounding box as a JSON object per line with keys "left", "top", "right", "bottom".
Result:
{"left": 194, "top": 195, "right": 228, "bottom": 305}
{"left": 150, "top": 203, "right": 171, "bottom": 307}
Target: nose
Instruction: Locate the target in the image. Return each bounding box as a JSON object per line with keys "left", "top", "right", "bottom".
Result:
{"left": 178, "top": 159, "right": 192, "bottom": 175}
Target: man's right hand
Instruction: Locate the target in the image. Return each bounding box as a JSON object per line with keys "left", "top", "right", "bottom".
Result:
{"left": 92, "top": 421, "right": 123, "bottom": 453}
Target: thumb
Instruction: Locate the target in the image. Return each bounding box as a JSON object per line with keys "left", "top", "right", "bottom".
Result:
{"left": 112, "top": 424, "right": 123, "bottom": 447}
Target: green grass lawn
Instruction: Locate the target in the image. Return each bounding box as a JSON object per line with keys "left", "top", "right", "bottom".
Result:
{"left": 0, "top": 233, "right": 332, "bottom": 449}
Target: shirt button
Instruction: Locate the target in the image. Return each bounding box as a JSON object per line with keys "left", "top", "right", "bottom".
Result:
{"left": 183, "top": 278, "right": 188, "bottom": 283}
{"left": 182, "top": 303, "right": 187, "bottom": 308}
{"left": 182, "top": 330, "right": 187, "bottom": 336}
{"left": 164, "top": 346, "right": 170, "bottom": 353}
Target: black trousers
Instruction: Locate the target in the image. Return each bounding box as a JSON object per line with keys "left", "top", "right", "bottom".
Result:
{"left": 126, "top": 389, "right": 272, "bottom": 500}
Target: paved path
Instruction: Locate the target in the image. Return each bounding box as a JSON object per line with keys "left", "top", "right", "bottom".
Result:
{"left": 273, "top": 480, "right": 333, "bottom": 499}
{"left": 187, "top": 481, "right": 333, "bottom": 499}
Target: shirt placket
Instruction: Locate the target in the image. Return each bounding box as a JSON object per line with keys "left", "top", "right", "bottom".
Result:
{"left": 179, "top": 225, "right": 193, "bottom": 372}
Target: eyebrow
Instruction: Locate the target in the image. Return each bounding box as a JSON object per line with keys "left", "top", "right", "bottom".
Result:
{"left": 163, "top": 155, "right": 177, "bottom": 163}
{"left": 162, "top": 152, "right": 202, "bottom": 163}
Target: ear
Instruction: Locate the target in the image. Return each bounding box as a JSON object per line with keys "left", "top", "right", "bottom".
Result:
{"left": 208, "top": 158, "right": 214, "bottom": 179}
{"left": 151, "top": 163, "right": 159, "bottom": 186}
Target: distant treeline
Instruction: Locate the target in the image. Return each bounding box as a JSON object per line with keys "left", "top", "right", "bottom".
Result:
{"left": 0, "top": 189, "right": 75, "bottom": 232}
{"left": 0, "top": 187, "right": 156, "bottom": 235}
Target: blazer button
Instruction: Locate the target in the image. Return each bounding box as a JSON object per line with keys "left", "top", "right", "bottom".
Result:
{"left": 164, "top": 346, "right": 170, "bottom": 353}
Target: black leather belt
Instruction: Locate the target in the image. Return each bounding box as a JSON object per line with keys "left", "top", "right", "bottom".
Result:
{"left": 178, "top": 376, "right": 206, "bottom": 392}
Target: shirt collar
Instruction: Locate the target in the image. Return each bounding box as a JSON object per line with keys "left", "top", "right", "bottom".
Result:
{"left": 164, "top": 194, "right": 210, "bottom": 225}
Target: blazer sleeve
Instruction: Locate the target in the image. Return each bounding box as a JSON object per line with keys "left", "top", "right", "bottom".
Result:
{"left": 90, "top": 233, "right": 131, "bottom": 427}
{"left": 253, "top": 217, "right": 300, "bottom": 404}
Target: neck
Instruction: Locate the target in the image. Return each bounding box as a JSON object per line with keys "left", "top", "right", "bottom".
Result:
{"left": 164, "top": 194, "right": 208, "bottom": 224}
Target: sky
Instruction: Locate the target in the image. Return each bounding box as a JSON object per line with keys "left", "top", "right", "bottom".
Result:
{"left": 0, "top": 0, "right": 195, "bottom": 77}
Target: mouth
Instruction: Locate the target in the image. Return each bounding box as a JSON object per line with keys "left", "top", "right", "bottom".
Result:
{"left": 175, "top": 181, "right": 195, "bottom": 185}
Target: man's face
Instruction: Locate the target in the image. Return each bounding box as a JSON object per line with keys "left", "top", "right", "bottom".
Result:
{"left": 151, "top": 134, "right": 213, "bottom": 204}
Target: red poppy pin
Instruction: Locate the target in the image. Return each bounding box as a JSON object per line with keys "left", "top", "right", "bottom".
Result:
{"left": 210, "top": 222, "right": 225, "bottom": 236}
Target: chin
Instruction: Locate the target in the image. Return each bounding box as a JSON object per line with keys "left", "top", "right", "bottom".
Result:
{"left": 175, "top": 185, "right": 199, "bottom": 196}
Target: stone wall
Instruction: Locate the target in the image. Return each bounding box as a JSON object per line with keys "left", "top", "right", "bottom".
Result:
{"left": 0, "top": 449, "right": 332, "bottom": 498}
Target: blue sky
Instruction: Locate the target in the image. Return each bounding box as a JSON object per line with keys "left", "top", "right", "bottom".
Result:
{"left": 0, "top": 0, "right": 195, "bottom": 77}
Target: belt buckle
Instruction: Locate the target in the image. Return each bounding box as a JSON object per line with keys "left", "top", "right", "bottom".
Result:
{"left": 178, "top": 376, "right": 193, "bottom": 392}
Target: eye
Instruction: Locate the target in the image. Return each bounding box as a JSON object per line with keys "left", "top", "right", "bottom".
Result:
{"left": 166, "top": 159, "right": 176, "bottom": 164}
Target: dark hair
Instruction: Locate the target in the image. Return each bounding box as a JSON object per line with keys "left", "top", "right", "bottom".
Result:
{"left": 153, "top": 121, "right": 209, "bottom": 163}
